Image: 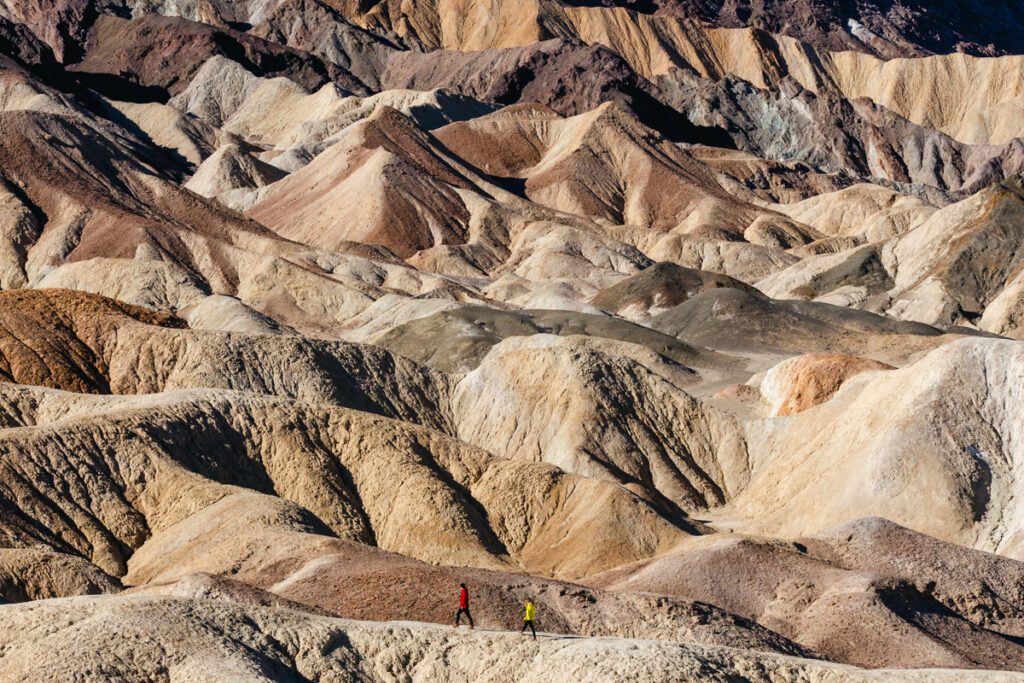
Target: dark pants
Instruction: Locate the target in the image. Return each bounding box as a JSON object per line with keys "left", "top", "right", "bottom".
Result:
{"left": 455, "top": 607, "right": 473, "bottom": 627}
{"left": 522, "top": 619, "right": 536, "bottom": 638}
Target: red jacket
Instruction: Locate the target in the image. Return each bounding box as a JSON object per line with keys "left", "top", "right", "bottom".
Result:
{"left": 459, "top": 587, "right": 469, "bottom": 609}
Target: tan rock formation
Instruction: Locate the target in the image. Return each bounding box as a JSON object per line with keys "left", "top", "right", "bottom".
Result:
{"left": 759, "top": 353, "right": 894, "bottom": 416}
{"left": 452, "top": 334, "right": 750, "bottom": 511}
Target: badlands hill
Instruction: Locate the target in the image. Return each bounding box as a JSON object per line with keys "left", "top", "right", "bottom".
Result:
{"left": 0, "top": 0, "right": 1022, "bottom": 680}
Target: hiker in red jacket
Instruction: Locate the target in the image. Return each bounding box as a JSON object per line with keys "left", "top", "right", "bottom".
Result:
{"left": 454, "top": 582, "right": 474, "bottom": 628}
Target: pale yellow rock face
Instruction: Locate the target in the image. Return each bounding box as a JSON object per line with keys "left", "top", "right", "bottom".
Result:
{"left": 435, "top": 0, "right": 545, "bottom": 51}
{"left": 756, "top": 179, "right": 1024, "bottom": 328}
{"left": 0, "top": 548, "right": 119, "bottom": 601}
{"left": 826, "top": 51, "right": 1024, "bottom": 145}
{"left": 184, "top": 143, "right": 285, "bottom": 207}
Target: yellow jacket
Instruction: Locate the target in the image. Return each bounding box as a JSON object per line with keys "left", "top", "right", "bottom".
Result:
{"left": 524, "top": 602, "right": 536, "bottom": 621}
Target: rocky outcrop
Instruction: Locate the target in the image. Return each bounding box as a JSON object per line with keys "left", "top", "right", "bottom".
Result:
{"left": 0, "top": 0, "right": 101, "bottom": 62}
{"left": 0, "top": 289, "right": 452, "bottom": 428}
{"left": 184, "top": 142, "right": 287, "bottom": 206}
{"left": 0, "top": 548, "right": 119, "bottom": 602}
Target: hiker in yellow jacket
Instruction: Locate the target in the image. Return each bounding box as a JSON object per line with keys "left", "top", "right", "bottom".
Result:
{"left": 521, "top": 599, "right": 537, "bottom": 639}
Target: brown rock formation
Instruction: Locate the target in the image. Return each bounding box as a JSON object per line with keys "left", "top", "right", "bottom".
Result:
{"left": 69, "top": 13, "right": 366, "bottom": 101}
